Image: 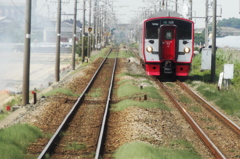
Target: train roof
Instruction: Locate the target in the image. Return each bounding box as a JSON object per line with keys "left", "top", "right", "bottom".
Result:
{"left": 147, "top": 10, "right": 183, "bottom": 19}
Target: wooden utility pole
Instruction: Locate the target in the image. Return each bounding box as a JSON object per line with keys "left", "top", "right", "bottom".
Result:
{"left": 55, "top": 0, "right": 61, "bottom": 81}
{"left": 211, "top": 0, "right": 217, "bottom": 82}
{"left": 82, "top": 0, "right": 86, "bottom": 63}
{"left": 87, "top": 0, "right": 92, "bottom": 58}
{"left": 22, "top": 0, "right": 32, "bottom": 105}
{"left": 93, "top": 0, "right": 97, "bottom": 50}
{"left": 189, "top": 0, "right": 192, "bottom": 20}
{"left": 175, "top": 0, "right": 178, "bottom": 12}
{"left": 72, "top": 0, "right": 77, "bottom": 70}
{"left": 205, "top": 0, "right": 209, "bottom": 47}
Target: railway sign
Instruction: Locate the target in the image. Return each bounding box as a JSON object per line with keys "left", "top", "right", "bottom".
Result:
{"left": 88, "top": 27, "right": 92, "bottom": 32}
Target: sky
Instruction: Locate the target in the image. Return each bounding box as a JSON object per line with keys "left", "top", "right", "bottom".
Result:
{"left": 112, "top": 0, "right": 240, "bottom": 28}
{"left": 2, "top": 0, "right": 240, "bottom": 28}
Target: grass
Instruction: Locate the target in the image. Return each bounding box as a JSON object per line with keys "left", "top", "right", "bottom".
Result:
{"left": 111, "top": 99, "right": 171, "bottom": 111}
{"left": 178, "top": 94, "right": 192, "bottom": 104}
{"left": 0, "top": 112, "right": 9, "bottom": 121}
{"left": 190, "top": 106, "right": 202, "bottom": 112}
{"left": 66, "top": 142, "right": 86, "bottom": 150}
{"left": 86, "top": 88, "right": 102, "bottom": 97}
{"left": 201, "top": 117, "right": 213, "bottom": 122}
{"left": 118, "top": 50, "right": 135, "bottom": 58}
{"left": 117, "top": 84, "right": 163, "bottom": 100}
{"left": 118, "top": 79, "right": 153, "bottom": 86}
{"left": 190, "top": 48, "right": 240, "bottom": 118}
{"left": 43, "top": 88, "right": 79, "bottom": 97}
{"left": 113, "top": 141, "right": 201, "bottom": 159}
{"left": 89, "top": 48, "right": 110, "bottom": 61}
{"left": 0, "top": 124, "right": 43, "bottom": 159}
{"left": 118, "top": 72, "right": 151, "bottom": 79}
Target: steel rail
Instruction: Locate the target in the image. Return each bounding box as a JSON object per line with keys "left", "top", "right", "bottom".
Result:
{"left": 95, "top": 48, "right": 118, "bottom": 159}
{"left": 176, "top": 80, "right": 240, "bottom": 137}
{"left": 156, "top": 79, "right": 226, "bottom": 159}
{"left": 38, "top": 49, "right": 113, "bottom": 159}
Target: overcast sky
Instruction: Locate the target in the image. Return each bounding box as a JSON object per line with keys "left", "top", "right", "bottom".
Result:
{"left": 113, "top": 0, "right": 240, "bottom": 28}
{"left": 32, "top": 0, "right": 240, "bottom": 28}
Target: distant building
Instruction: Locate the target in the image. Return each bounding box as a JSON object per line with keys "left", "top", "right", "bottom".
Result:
{"left": 0, "top": 0, "right": 37, "bottom": 22}
{"left": 43, "top": 20, "right": 82, "bottom": 43}
{"left": 218, "top": 27, "right": 240, "bottom": 36}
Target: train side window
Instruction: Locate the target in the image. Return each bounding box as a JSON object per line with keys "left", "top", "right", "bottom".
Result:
{"left": 164, "top": 30, "right": 173, "bottom": 40}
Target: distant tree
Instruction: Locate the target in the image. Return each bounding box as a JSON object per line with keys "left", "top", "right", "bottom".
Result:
{"left": 194, "top": 33, "right": 205, "bottom": 45}
{"left": 218, "top": 18, "right": 240, "bottom": 29}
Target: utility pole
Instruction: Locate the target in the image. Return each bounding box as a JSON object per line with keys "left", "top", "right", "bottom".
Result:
{"left": 205, "top": 0, "right": 209, "bottom": 47}
{"left": 87, "top": 0, "right": 92, "bottom": 58}
{"left": 72, "top": 0, "right": 77, "bottom": 70}
{"left": 82, "top": 0, "right": 86, "bottom": 63}
{"left": 93, "top": 0, "right": 97, "bottom": 50}
{"left": 211, "top": 0, "right": 217, "bottom": 82}
{"left": 175, "top": 0, "right": 178, "bottom": 12}
{"left": 22, "top": 0, "right": 32, "bottom": 105}
{"left": 189, "top": 0, "right": 192, "bottom": 20}
{"left": 55, "top": 0, "right": 61, "bottom": 82}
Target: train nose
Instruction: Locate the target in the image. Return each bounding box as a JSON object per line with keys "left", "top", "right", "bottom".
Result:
{"left": 164, "top": 61, "right": 173, "bottom": 74}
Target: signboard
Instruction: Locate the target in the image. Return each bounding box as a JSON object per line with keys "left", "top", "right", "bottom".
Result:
{"left": 201, "top": 48, "right": 212, "bottom": 70}
{"left": 224, "top": 64, "right": 234, "bottom": 79}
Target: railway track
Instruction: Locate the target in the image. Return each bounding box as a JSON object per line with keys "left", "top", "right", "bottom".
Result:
{"left": 156, "top": 79, "right": 240, "bottom": 159}
{"left": 38, "top": 48, "right": 118, "bottom": 159}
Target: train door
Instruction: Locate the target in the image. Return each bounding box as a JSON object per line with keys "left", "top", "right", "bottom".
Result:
{"left": 159, "top": 26, "right": 177, "bottom": 61}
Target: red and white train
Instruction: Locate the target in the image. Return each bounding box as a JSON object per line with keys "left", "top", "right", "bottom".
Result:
{"left": 139, "top": 10, "right": 194, "bottom": 77}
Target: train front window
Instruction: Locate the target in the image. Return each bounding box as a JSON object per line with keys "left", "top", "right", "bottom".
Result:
{"left": 164, "top": 30, "right": 173, "bottom": 40}
{"left": 146, "top": 20, "right": 159, "bottom": 39}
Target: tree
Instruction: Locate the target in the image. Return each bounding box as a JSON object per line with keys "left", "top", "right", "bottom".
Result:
{"left": 218, "top": 18, "right": 240, "bottom": 29}
{"left": 194, "top": 33, "right": 205, "bottom": 45}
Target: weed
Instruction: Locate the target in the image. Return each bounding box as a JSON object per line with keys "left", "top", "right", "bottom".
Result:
{"left": 111, "top": 99, "right": 170, "bottom": 111}
{"left": 43, "top": 88, "right": 79, "bottom": 97}
{"left": 178, "top": 94, "right": 192, "bottom": 104}
{"left": 0, "top": 124, "right": 42, "bottom": 159}
{"left": 66, "top": 142, "right": 86, "bottom": 150}
{"left": 206, "top": 126, "right": 217, "bottom": 130}
{"left": 190, "top": 106, "right": 202, "bottom": 112}
{"left": 113, "top": 141, "right": 201, "bottom": 159}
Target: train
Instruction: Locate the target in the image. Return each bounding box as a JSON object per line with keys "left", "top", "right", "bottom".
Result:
{"left": 139, "top": 10, "right": 194, "bottom": 77}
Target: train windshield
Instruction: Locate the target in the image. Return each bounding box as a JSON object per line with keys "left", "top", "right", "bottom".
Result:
{"left": 146, "top": 20, "right": 160, "bottom": 39}
{"left": 145, "top": 19, "right": 192, "bottom": 39}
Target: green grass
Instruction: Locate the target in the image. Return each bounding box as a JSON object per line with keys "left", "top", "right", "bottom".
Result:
{"left": 111, "top": 99, "right": 170, "bottom": 111}
{"left": 86, "top": 88, "right": 102, "bottom": 97}
{"left": 43, "top": 88, "right": 79, "bottom": 97}
{"left": 178, "top": 94, "right": 192, "bottom": 104}
{"left": 195, "top": 83, "right": 240, "bottom": 116}
{"left": 118, "top": 50, "right": 135, "bottom": 58}
{"left": 117, "top": 84, "right": 163, "bottom": 100}
{"left": 0, "top": 112, "right": 9, "bottom": 121}
{"left": 66, "top": 142, "right": 86, "bottom": 150}
{"left": 113, "top": 141, "right": 201, "bottom": 159}
{"left": 117, "top": 79, "right": 153, "bottom": 86}
{"left": 190, "top": 106, "right": 202, "bottom": 112}
{"left": 0, "top": 124, "right": 43, "bottom": 159}
{"left": 118, "top": 72, "right": 151, "bottom": 79}
{"left": 190, "top": 48, "right": 240, "bottom": 118}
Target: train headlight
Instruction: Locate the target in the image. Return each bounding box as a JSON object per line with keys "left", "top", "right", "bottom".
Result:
{"left": 146, "top": 46, "right": 153, "bottom": 53}
{"left": 184, "top": 47, "right": 191, "bottom": 53}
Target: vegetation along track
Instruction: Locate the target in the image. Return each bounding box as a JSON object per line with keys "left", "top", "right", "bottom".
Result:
{"left": 37, "top": 48, "right": 118, "bottom": 159}
{"left": 158, "top": 79, "right": 240, "bottom": 158}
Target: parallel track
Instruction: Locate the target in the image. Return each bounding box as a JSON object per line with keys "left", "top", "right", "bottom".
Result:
{"left": 176, "top": 80, "right": 240, "bottom": 136}
{"left": 38, "top": 48, "right": 118, "bottom": 159}
{"left": 156, "top": 79, "right": 240, "bottom": 159}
